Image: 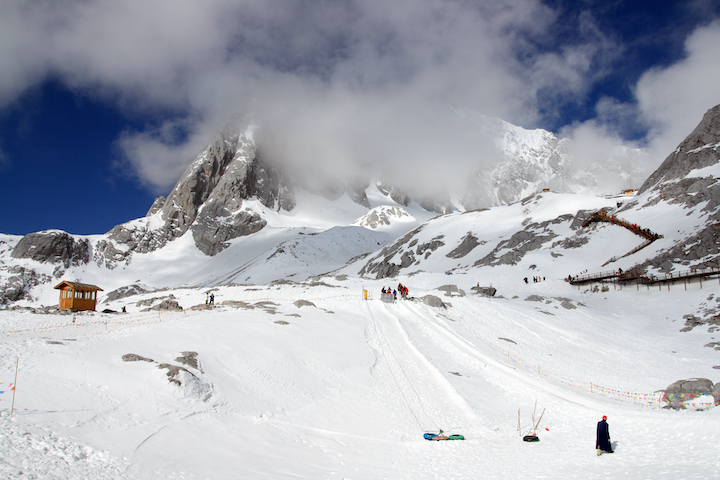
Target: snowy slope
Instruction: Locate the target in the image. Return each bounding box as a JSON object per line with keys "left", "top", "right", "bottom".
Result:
{"left": 1, "top": 188, "right": 719, "bottom": 479}
{"left": 1, "top": 106, "right": 719, "bottom": 479}
{"left": 1, "top": 272, "right": 718, "bottom": 479}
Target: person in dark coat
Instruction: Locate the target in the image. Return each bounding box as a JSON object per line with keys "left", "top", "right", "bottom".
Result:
{"left": 596, "top": 415, "right": 613, "bottom": 454}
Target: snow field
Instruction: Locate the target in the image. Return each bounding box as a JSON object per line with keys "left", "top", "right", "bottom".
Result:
{"left": 0, "top": 278, "right": 718, "bottom": 479}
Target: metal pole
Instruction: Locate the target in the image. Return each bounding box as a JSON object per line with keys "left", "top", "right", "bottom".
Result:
{"left": 10, "top": 357, "right": 18, "bottom": 416}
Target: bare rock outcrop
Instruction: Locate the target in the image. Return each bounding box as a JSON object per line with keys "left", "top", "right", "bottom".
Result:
{"left": 627, "top": 105, "right": 720, "bottom": 272}
{"left": 10, "top": 230, "right": 89, "bottom": 268}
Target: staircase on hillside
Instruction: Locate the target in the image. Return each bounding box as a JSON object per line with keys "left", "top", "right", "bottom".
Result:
{"left": 582, "top": 209, "right": 662, "bottom": 265}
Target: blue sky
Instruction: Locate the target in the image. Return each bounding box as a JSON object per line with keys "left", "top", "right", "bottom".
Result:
{"left": 1, "top": 0, "right": 719, "bottom": 235}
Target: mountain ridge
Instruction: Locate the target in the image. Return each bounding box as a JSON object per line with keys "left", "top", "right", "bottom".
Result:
{"left": 2, "top": 105, "right": 719, "bottom": 307}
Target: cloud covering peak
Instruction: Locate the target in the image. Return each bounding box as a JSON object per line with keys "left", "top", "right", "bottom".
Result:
{"left": 1, "top": 0, "right": 719, "bottom": 193}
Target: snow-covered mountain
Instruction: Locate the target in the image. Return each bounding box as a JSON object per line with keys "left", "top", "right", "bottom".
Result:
{"left": 0, "top": 105, "right": 716, "bottom": 308}
{"left": 1, "top": 106, "right": 720, "bottom": 479}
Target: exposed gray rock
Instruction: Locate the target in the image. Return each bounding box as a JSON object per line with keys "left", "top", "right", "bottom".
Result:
{"left": 151, "top": 299, "right": 183, "bottom": 311}
{"left": 293, "top": 299, "right": 316, "bottom": 308}
{"left": 524, "top": 295, "right": 544, "bottom": 302}
{"left": 103, "top": 284, "right": 149, "bottom": 303}
{"left": 446, "top": 233, "right": 480, "bottom": 259}
{"left": 679, "top": 314, "right": 720, "bottom": 332}
{"left": 639, "top": 105, "right": 720, "bottom": 194}
{"left": 376, "top": 181, "right": 410, "bottom": 206}
{"left": 95, "top": 223, "right": 174, "bottom": 267}
{"left": 122, "top": 354, "right": 154, "bottom": 363}
{"left": 628, "top": 105, "right": 720, "bottom": 272}
{"left": 417, "top": 196, "right": 453, "bottom": 215}
{"left": 474, "top": 215, "right": 572, "bottom": 267}
{"left": 358, "top": 226, "right": 425, "bottom": 279}
{"left": 436, "top": 285, "right": 466, "bottom": 297}
{"left": 555, "top": 297, "right": 577, "bottom": 309}
{"left": 552, "top": 234, "right": 590, "bottom": 250}
{"left": 138, "top": 295, "right": 182, "bottom": 311}
{"left": 146, "top": 196, "right": 166, "bottom": 216}
{"left": 662, "top": 378, "right": 719, "bottom": 409}
{"left": 0, "top": 266, "right": 51, "bottom": 305}
{"left": 175, "top": 351, "right": 200, "bottom": 371}
{"left": 347, "top": 177, "right": 371, "bottom": 209}
{"left": 11, "top": 230, "right": 89, "bottom": 268}
{"left": 353, "top": 206, "right": 412, "bottom": 229}
{"left": 160, "top": 121, "right": 289, "bottom": 256}
{"left": 471, "top": 285, "right": 496, "bottom": 297}
{"left": 191, "top": 204, "right": 266, "bottom": 256}
{"left": 570, "top": 209, "right": 597, "bottom": 230}
{"left": 417, "top": 236, "right": 445, "bottom": 258}
{"left": 157, "top": 363, "right": 194, "bottom": 386}
{"left": 422, "top": 294, "right": 446, "bottom": 308}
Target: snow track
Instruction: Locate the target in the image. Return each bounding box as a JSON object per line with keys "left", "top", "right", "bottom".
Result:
{"left": 364, "top": 300, "right": 479, "bottom": 434}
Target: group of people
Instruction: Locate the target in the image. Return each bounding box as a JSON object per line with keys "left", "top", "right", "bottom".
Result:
{"left": 629, "top": 223, "right": 659, "bottom": 240}
{"left": 380, "top": 283, "right": 410, "bottom": 300}
{"left": 523, "top": 276, "right": 545, "bottom": 284}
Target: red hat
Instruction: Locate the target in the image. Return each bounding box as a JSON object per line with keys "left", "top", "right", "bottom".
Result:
{"left": 602, "top": 415, "right": 607, "bottom": 420}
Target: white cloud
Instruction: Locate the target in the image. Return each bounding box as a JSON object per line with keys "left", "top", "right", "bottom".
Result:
{"left": 635, "top": 20, "right": 720, "bottom": 159}
{"left": 0, "top": 1, "right": 718, "bottom": 195}
{"left": 558, "top": 19, "right": 720, "bottom": 178}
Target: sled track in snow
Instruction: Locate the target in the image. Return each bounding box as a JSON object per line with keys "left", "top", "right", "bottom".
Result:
{"left": 364, "top": 300, "right": 440, "bottom": 432}
{"left": 364, "top": 300, "right": 488, "bottom": 435}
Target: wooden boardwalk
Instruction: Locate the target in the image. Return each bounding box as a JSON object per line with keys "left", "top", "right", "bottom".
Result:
{"left": 569, "top": 266, "right": 720, "bottom": 287}
{"left": 582, "top": 209, "right": 662, "bottom": 265}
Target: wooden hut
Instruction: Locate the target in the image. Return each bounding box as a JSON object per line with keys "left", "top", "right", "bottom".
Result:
{"left": 54, "top": 281, "right": 103, "bottom": 312}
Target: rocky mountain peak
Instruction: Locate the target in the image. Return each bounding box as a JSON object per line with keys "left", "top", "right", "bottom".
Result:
{"left": 639, "top": 104, "right": 720, "bottom": 194}
{"left": 627, "top": 104, "right": 720, "bottom": 272}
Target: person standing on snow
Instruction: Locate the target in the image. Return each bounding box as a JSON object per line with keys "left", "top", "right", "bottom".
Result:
{"left": 596, "top": 415, "right": 613, "bottom": 454}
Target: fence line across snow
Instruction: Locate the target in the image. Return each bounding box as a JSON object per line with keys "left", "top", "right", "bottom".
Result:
{"left": 445, "top": 310, "right": 716, "bottom": 409}
{"left": 0, "top": 310, "right": 191, "bottom": 339}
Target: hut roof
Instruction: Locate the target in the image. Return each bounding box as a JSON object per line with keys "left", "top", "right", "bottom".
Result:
{"left": 54, "top": 281, "right": 104, "bottom": 291}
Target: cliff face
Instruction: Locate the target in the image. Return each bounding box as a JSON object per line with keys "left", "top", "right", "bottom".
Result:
{"left": 639, "top": 105, "right": 720, "bottom": 194}
{"left": 102, "top": 117, "right": 296, "bottom": 257}
{"left": 628, "top": 105, "right": 720, "bottom": 272}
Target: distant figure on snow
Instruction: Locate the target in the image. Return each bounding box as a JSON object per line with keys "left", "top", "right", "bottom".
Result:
{"left": 596, "top": 415, "right": 613, "bottom": 455}
{"left": 209, "top": 293, "right": 215, "bottom": 305}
